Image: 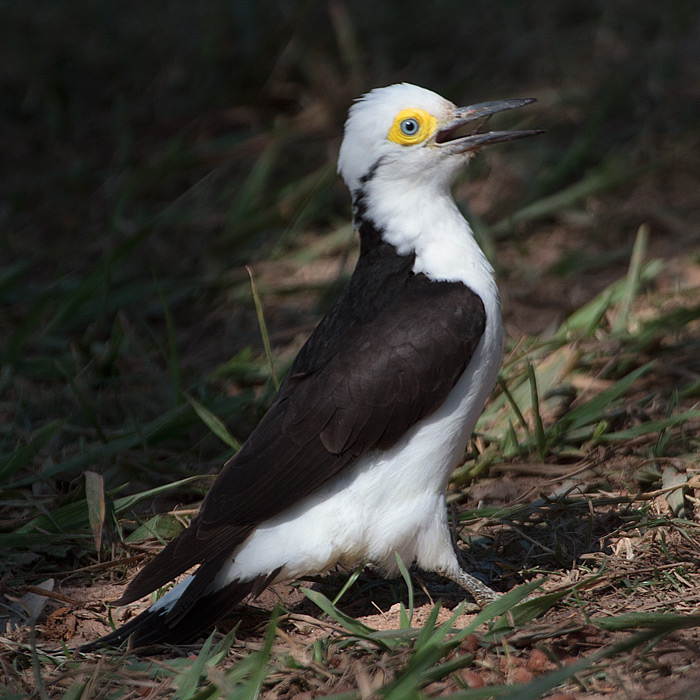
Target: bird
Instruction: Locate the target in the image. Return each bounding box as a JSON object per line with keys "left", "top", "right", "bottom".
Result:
{"left": 84, "top": 83, "right": 540, "bottom": 650}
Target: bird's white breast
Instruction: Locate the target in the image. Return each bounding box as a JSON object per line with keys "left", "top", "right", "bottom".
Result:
{"left": 214, "top": 190, "right": 503, "bottom": 590}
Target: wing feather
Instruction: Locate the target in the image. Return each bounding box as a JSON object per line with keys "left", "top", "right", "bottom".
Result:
{"left": 118, "top": 242, "right": 487, "bottom": 604}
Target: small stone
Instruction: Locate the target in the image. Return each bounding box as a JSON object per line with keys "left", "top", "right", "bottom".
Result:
{"left": 460, "top": 669, "right": 484, "bottom": 688}
{"left": 460, "top": 633, "right": 480, "bottom": 653}
{"left": 509, "top": 667, "right": 533, "bottom": 684}
{"left": 527, "top": 648, "right": 556, "bottom": 672}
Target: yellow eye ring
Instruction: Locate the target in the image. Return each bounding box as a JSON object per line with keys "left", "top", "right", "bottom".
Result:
{"left": 388, "top": 109, "right": 438, "bottom": 145}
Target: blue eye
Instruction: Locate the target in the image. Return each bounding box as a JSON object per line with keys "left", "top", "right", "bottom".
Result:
{"left": 400, "top": 118, "right": 420, "bottom": 135}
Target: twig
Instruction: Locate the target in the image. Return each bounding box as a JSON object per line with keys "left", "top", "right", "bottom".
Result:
{"left": 17, "top": 586, "right": 85, "bottom": 607}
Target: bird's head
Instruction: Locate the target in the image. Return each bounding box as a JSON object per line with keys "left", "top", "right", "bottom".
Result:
{"left": 338, "top": 83, "right": 540, "bottom": 202}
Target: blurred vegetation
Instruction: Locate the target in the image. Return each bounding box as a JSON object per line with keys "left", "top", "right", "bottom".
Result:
{"left": 1, "top": 1, "right": 700, "bottom": 697}
{"left": 2, "top": 0, "right": 699, "bottom": 588}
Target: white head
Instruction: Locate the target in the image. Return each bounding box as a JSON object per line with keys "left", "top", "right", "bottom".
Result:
{"left": 338, "top": 83, "right": 538, "bottom": 201}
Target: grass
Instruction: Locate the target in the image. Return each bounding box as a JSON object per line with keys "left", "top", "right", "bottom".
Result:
{"left": 2, "top": 0, "right": 700, "bottom": 698}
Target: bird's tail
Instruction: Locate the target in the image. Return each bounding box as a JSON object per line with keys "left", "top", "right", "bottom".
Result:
{"left": 80, "top": 568, "right": 280, "bottom": 652}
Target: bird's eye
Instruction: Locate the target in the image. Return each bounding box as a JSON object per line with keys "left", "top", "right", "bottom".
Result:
{"left": 400, "top": 118, "right": 419, "bottom": 135}
{"left": 388, "top": 109, "right": 438, "bottom": 145}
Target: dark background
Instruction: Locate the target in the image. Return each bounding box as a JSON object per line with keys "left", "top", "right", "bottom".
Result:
{"left": 2, "top": 0, "right": 699, "bottom": 541}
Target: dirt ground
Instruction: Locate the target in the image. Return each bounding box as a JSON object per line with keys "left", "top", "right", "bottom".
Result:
{"left": 16, "top": 451, "right": 700, "bottom": 699}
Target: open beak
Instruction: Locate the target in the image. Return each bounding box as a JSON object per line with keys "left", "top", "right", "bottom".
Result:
{"left": 435, "top": 98, "right": 543, "bottom": 153}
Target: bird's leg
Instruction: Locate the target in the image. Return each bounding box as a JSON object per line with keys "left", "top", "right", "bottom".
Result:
{"left": 436, "top": 566, "right": 501, "bottom": 609}
{"left": 442, "top": 503, "right": 502, "bottom": 609}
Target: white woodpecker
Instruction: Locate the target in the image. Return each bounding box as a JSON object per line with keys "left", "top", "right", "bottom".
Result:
{"left": 85, "top": 83, "right": 541, "bottom": 650}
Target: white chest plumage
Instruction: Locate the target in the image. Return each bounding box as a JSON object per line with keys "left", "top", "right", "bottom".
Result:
{"left": 219, "top": 193, "right": 503, "bottom": 586}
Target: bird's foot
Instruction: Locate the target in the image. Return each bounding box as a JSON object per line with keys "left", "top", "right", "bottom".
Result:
{"left": 437, "top": 567, "right": 502, "bottom": 610}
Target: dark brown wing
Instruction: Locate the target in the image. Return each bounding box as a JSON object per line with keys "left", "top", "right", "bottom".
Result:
{"left": 203, "top": 273, "right": 486, "bottom": 525}
{"left": 117, "top": 242, "right": 486, "bottom": 605}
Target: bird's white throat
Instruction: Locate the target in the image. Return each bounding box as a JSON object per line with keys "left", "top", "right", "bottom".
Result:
{"left": 358, "top": 177, "right": 499, "bottom": 309}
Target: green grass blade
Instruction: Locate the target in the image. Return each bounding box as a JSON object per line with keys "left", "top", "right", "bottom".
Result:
{"left": 503, "top": 617, "right": 700, "bottom": 700}
{"left": 499, "top": 378, "right": 529, "bottom": 434}
{"left": 413, "top": 600, "right": 443, "bottom": 649}
{"left": 459, "top": 580, "right": 542, "bottom": 637}
{"left": 8, "top": 394, "right": 248, "bottom": 487}
{"left": 484, "top": 591, "right": 567, "bottom": 640}
{"left": 125, "top": 513, "right": 186, "bottom": 543}
{"left": 230, "top": 605, "right": 281, "bottom": 700}
{"left": 598, "top": 409, "right": 700, "bottom": 441}
{"left": 0, "top": 420, "right": 63, "bottom": 482}
{"left": 563, "top": 362, "right": 653, "bottom": 431}
{"left": 246, "top": 266, "right": 279, "bottom": 391}
{"left": 171, "top": 631, "right": 215, "bottom": 700}
{"left": 302, "top": 588, "right": 381, "bottom": 642}
{"left": 491, "top": 163, "right": 643, "bottom": 239}
{"left": 492, "top": 654, "right": 594, "bottom": 700}
{"left": 186, "top": 394, "right": 241, "bottom": 450}
{"left": 331, "top": 564, "right": 364, "bottom": 605}
{"left": 395, "top": 552, "right": 414, "bottom": 628}
{"left": 555, "top": 260, "right": 663, "bottom": 339}
{"left": 416, "top": 650, "right": 476, "bottom": 687}
{"left": 61, "top": 680, "right": 87, "bottom": 700}
{"left": 526, "top": 362, "right": 546, "bottom": 458}
{"left": 612, "top": 223, "right": 649, "bottom": 335}
{"left": 592, "top": 612, "right": 700, "bottom": 632}
{"left": 14, "top": 476, "right": 202, "bottom": 537}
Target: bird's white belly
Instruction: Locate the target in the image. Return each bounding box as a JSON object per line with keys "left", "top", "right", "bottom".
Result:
{"left": 216, "top": 307, "right": 502, "bottom": 590}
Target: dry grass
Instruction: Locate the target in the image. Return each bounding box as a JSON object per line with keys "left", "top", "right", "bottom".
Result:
{"left": 2, "top": 1, "right": 700, "bottom": 698}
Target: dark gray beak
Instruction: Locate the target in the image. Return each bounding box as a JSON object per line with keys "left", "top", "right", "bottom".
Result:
{"left": 435, "top": 98, "right": 543, "bottom": 152}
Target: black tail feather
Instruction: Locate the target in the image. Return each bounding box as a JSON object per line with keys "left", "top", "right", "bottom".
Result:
{"left": 112, "top": 525, "right": 252, "bottom": 606}
{"left": 80, "top": 571, "right": 279, "bottom": 653}
{"left": 79, "top": 606, "right": 175, "bottom": 652}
